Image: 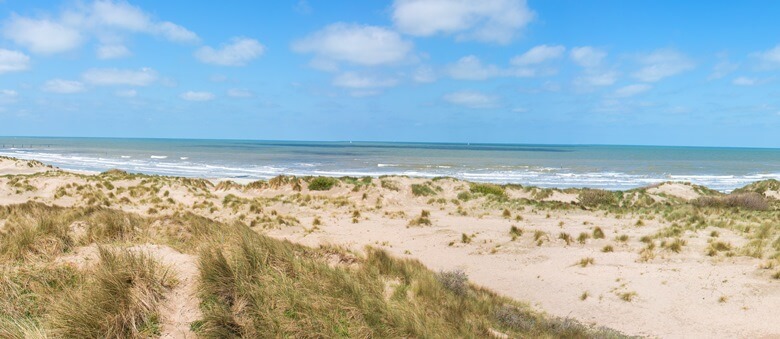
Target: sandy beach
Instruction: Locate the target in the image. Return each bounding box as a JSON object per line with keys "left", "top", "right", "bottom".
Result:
{"left": 2, "top": 156, "right": 780, "bottom": 337}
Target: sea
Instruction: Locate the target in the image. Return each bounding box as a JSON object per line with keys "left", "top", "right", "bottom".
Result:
{"left": 2, "top": 136, "right": 780, "bottom": 192}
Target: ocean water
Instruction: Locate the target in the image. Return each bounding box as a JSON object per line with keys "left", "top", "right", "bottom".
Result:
{"left": 2, "top": 137, "right": 780, "bottom": 191}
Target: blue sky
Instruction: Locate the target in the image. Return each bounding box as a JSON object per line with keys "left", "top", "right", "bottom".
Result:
{"left": 1, "top": 0, "right": 780, "bottom": 147}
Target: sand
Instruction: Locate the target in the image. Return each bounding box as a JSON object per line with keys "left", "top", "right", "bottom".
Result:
{"left": 3, "top": 157, "right": 780, "bottom": 338}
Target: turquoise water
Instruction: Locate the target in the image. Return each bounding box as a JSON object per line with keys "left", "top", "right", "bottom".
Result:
{"left": 2, "top": 136, "right": 779, "bottom": 191}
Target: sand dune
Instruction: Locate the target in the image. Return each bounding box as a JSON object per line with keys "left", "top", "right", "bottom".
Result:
{"left": 3, "top": 156, "right": 780, "bottom": 338}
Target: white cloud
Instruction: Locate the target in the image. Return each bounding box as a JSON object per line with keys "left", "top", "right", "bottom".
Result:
{"left": 708, "top": 55, "right": 738, "bottom": 80}
{"left": 293, "top": 23, "right": 413, "bottom": 66}
{"left": 0, "top": 49, "right": 30, "bottom": 73}
{"left": 443, "top": 90, "right": 498, "bottom": 108}
{"left": 180, "top": 91, "right": 215, "bottom": 101}
{"left": 575, "top": 70, "right": 618, "bottom": 87}
{"left": 153, "top": 22, "right": 198, "bottom": 43}
{"left": 4, "top": 1, "right": 198, "bottom": 54}
{"left": 446, "top": 55, "right": 502, "bottom": 80}
{"left": 632, "top": 49, "right": 694, "bottom": 82}
{"left": 77, "top": 1, "right": 199, "bottom": 43}
{"left": 751, "top": 45, "right": 780, "bottom": 69}
{"left": 42, "top": 79, "right": 85, "bottom": 93}
{"left": 613, "top": 84, "right": 651, "bottom": 97}
{"left": 0, "top": 90, "right": 18, "bottom": 104}
{"left": 227, "top": 88, "right": 254, "bottom": 98}
{"left": 82, "top": 67, "right": 158, "bottom": 86}
{"left": 511, "top": 45, "right": 565, "bottom": 65}
{"left": 96, "top": 44, "right": 130, "bottom": 59}
{"left": 3, "top": 16, "right": 83, "bottom": 54}
{"left": 392, "top": 0, "right": 534, "bottom": 44}
{"left": 195, "top": 37, "right": 265, "bottom": 66}
{"left": 115, "top": 89, "right": 137, "bottom": 97}
{"left": 732, "top": 76, "right": 756, "bottom": 86}
{"left": 413, "top": 65, "right": 436, "bottom": 83}
{"left": 332, "top": 72, "right": 398, "bottom": 89}
{"left": 570, "top": 46, "right": 606, "bottom": 68}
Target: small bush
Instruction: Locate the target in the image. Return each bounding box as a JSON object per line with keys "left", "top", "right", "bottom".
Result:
{"left": 437, "top": 269, "right": 469, "bottom": 296}
{"left": 578, "top": 189, "right": 616, "bottom": 207}
{"left": 692, "top": 193, "right": 769, "bottom": 211}
{"left": 308, "top": 177, "right": 338, "bottom": 191}
{"left": 411, "top": 184, "right": 437, "bottom": 197}
{"left": 470, "top": 184, "right": 505, "bottom": 198}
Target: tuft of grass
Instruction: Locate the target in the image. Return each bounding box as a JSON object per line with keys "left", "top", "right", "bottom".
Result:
{"left": 706, "top": 241, "right": 732, "bottom": 256}
{"left": 577, "top": 232, "right": 590, "bottom": 244}
{"left": 619, "top": 292, "right": 637, "bottom": 302}
{"left": 602, "top": 245, "right": 614, "bottom": 253}
{"left": 509, "top": 226, "right": 523, "bottom": 240}
{"left": 592, "top": 227, "right": 605, "bottom": 239}
{"left": 461, "top": 233, "right": 472, "bottom": 244}
{"left": 502, "top": 209, "right": 512, "bottom": 219}
{"left": 469, "top": 184, "right": 505, "bottom": 198}
{"left": 576, "top": 257, "right": 595, "bottom": 267}
{"left": 580, "top": 291, "right": 589, "bottom": 301}
{"left": 49, "top": 247, "right": 171, "bottom": 338}
{"left": 662, "top": 238, "right": 686, "bottom": 253}
{"left": 411, "top": 184, "right": 437, "bottom": 197}
{"left": 558, "top": 232, "right": 573, "bottom": 246}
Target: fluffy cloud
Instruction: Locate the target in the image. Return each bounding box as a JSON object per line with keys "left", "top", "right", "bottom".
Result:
{"left": 293, "top": 23, "right": 413, "bottom": 66}
{"left": 443, "top": 90, "right": 498, "bottom": 108}
{"left": 511, "top": 45, "right": 565, "bottom": 65}
{"left": 332, "top": 72, "right": 398, "bottom": 89}
{"left": 632, "top": 49, "right": 694, "bottom": 82}
{"left": 3, "top": 16, "right": 83, "bottom": 54}
{"left": 196, "top": 37, "right": 265, "bottom": 66}
{"left": 446, "top": 55, "right": 502, "bottom": 80}
{"left": 82, "top": 67, "right": 158, "bottom": 86}
{"left": 392, "top": 0, "right": 534, "bottom": 44}
{"left": 42, "top": 79, "right": 85, "bottom": 93}
{"left": 0, "top": 49, "right": 30, "bottom": 73}
{"left": 96, "top": 44, "right": 131, "bottom": 59}
{"left": 613, "top": 84, "right": 651, "bottom": 97}
{"left": 180, "top": 91, "right": 215, "bottom": 101}
{"left": 3, "top": 1, "right": 198, "bottom": 55}
{"left": 569, "top": 47, "right": 617, "bottom": 87}
{"left": 570, "top": 46, "right": 606, "bottom": 68}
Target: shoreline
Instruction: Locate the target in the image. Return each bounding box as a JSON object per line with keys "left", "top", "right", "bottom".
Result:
{"left": 2, "top": 155, "right": 780, "bottom": 337}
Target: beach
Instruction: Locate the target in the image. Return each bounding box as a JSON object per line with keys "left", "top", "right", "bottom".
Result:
{"left": 2, "top": 155, "right": 780, "bottom": 337}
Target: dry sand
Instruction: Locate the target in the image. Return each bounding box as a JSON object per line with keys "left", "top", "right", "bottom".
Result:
{"left": 3, "top": 156, "right": 780, "bottom": 338}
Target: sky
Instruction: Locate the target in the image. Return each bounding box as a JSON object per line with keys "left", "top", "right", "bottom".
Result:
{"left": 1, "top": 0, "right": 780, "bottom": 147}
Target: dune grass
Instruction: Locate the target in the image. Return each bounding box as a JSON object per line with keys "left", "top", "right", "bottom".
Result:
{"left": 0, "top": 202, "right": 627, "bottom": 338}
{"left": 49, "top": 247, "right": 172, "bottom": 338}
{"left": 195, "top": 225, "right": 624, "bottom": 338}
